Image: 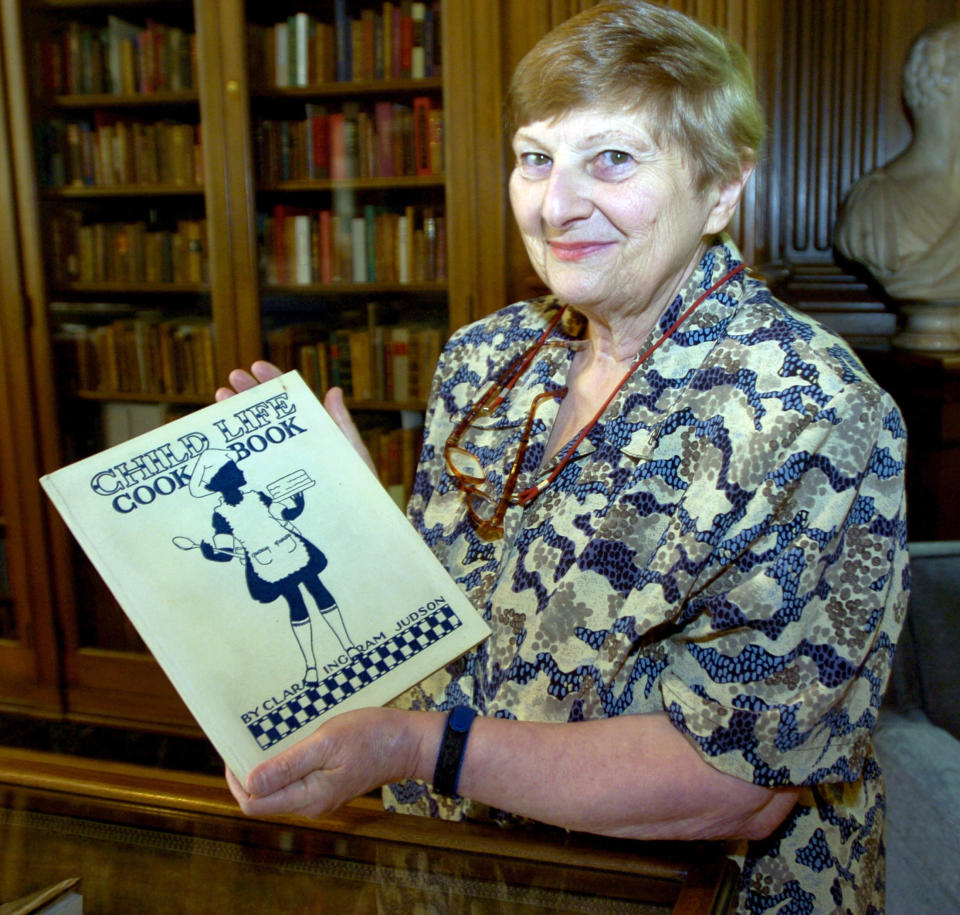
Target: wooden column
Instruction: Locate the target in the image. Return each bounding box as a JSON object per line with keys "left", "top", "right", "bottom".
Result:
{"left": 443, "top": 0, "right": 509, "bottom": 327}
{"left": 0, "top": 6, "right": 60, "bottom": 711}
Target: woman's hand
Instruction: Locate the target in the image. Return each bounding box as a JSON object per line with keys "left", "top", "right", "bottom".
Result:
{"left": 226, "top": 707, "right": 442, "bottom": 819}
{"left": 215, "top": 360, "right": 377, "bottom": 476}
{"left": 214, "top": 360, "right": 283, "bottom": 402}
{"left": 321, "top": 386, "right": 377, "bottom": 477}
{"left": 226, "top": 707, "right": 798, "bottom": 841}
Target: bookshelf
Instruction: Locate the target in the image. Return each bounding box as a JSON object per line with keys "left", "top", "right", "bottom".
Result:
{"left": 242, "top": 1, "right": 453, "bottom": 513}
{"left": 0, "top": 0, "right": 233, "bottom": 728}
{"left": 0, "top": 0, "right": 510, "bottom": 729}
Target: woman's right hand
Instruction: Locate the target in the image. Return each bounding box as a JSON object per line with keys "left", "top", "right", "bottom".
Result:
{"left": 215, "top": 361, "right": 377, "bottom": 477}
{"left": 321, "top": 385, "right": 377, "bottom": 477}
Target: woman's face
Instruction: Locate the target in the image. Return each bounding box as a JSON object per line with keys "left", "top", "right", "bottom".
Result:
{"left": 509, "top": 108, "right": 742, "bottom": 327}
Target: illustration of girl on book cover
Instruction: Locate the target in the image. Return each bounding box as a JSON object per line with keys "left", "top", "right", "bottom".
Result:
{"left": 174, "top": 448, "right": 352, "bottom": 687}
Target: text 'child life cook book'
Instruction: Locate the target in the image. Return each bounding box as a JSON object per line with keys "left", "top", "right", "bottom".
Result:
{"left": 41, "top": 371, "right": 489, "bottom": 781}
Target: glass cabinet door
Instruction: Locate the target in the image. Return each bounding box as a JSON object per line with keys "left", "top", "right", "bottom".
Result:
{"left": 0, "top": 0, "right": 223, "bottom": 730}
{"left": 0, "top": 49, "right": 59, "bottom": 714}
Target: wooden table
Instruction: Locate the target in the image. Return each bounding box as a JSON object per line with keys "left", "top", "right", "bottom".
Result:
{"left": 0, "top": 747, "right": 738, "bottom": 914}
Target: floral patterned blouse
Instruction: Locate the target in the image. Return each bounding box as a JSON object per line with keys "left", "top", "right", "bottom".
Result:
{"left": 386, "top": 238, "right": 909, "bottom": 914}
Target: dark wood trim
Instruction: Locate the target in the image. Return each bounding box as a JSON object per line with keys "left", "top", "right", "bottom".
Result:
{"left": 0, "top": 15, "right": 61, "bottom": 712}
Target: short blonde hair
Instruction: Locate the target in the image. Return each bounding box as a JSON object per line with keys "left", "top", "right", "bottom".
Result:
{"left": 505, "top": 0, "right": 765, "bottom": 190}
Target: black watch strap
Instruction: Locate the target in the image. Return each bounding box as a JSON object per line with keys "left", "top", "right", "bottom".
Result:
{"left": 432, "top": 705, "right": 477, "bottom": 797}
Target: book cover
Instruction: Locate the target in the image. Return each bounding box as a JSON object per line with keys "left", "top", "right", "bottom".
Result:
{"left": 40, "top": 372, "right": 489, "bottom": 781}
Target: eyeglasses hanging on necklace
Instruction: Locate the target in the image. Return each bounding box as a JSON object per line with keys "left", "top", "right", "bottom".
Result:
{"left": 444, "top": 264, "right": 746, "bottom": 541}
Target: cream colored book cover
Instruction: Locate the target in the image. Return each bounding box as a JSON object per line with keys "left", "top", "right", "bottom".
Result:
{"left": 41, "top": 371, "right": 489, "bottom": 781}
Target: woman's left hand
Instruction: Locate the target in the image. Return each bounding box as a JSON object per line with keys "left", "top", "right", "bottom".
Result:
{"left": 225, "top": 706, "right": 442, "bottom": 819}
{"left": 215, "top": 360, "right": 283, "bottom": 402}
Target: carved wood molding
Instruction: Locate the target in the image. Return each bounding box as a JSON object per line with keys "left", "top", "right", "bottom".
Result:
{"left": 755, "top": 0, "right": 958, "bottom": 311}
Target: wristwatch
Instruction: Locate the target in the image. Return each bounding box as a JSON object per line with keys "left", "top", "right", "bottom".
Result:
{"left": 432, "top": 705, "right": 477, "bottom": 797}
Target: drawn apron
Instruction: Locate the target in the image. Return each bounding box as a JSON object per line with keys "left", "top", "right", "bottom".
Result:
{"left": 215, "top": 493, "right": 316, "bottom": 604}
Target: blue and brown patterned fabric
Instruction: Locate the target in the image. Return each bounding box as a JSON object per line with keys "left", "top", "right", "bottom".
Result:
{"left": 386, "top": 237, "right": 909, "bottom": 914}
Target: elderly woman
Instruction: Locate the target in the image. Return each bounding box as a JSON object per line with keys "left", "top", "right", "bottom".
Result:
{"left": 222, "top": 2, "right": 908, "bottom": 912}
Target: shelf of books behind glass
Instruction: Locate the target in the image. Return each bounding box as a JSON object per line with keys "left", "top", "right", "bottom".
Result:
{"left": 33, "top": 4, "right": 216, "bottom": 416}
{"left": 249, "top": 1, "right": 445, "bottom": 506}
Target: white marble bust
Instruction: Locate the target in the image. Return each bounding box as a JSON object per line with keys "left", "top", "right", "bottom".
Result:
{"left": 835, "top": 21, "right": 960, "bottom": 304}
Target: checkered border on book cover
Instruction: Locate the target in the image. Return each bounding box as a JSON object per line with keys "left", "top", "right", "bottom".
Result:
{"left": 247, "top": 603, "right": 463, "bottom": 750}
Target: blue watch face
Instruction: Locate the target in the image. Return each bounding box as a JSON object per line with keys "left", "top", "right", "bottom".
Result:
{"left": 449, "top": 705, "right": 476, "bottom": 732}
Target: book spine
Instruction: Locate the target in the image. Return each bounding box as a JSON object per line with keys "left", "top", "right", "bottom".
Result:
{"left": 399, "top": 2, "right": 413, "bottom": 79}
{"left": 351, "top": 217, "right": 367, "bottom": 283}
{"left": 333, "top": 0, "right": 352, "bottom": 82}
{"left": 382, "top": 3, "right": 394, "bottom": 81}
{"left": 328, "top": 112, "right": 346, "bottom": 180}
{"left": 294, "top": 13, "right": 310, "bottom": 87}
{"left": 273, "top": 204, "right": 288, "bottom": 284}
{"left": 392, "top": 3, "right": 403, "bottom": 79}
{"left": 428, "top": 106, "right": 443, "bottom": 175}
{"left": 364, "top": 204, "right": 377, "bottom": 282}
{"left": 341, "top": 104, "right": 359, "bottom": 178}
{"left": 274, "top": 22, "right": 289, "bottom": 88}
{"left": 374, "top": 101, "right": 394, "bottom": 178}
{"left": 348, "top": 330, "right": 372, "bottom": 400}
{"left": 294, "top": 214, "right": 312, "bottom": 284}
{"left": 391, "top": 326, "right": 410, "bottom": 402}
{"left": 318, "top": 210, "right": 332, "bottom": 283}
{"left": 412, "top": 96, "right": 431, "bottom": 176}
{"left": 410, "top": 2, "right": 426, "bottom": 80}
{"left": 361, "top": 8, "right": 376, "bottom": 82}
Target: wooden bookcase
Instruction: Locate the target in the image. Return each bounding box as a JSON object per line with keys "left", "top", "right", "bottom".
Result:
{"left": 0, "top": 0, "right": 508, "bottom": 731}
{"left": 238, "top": 1, "right": 452, "bottom": 505}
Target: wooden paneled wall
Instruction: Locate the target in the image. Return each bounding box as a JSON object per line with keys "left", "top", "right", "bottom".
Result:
{"left": 763, "top": 0, "right": 959, "bottom": 313}
{"left": 493, "top": 0, "right": 960, "bottom": 322}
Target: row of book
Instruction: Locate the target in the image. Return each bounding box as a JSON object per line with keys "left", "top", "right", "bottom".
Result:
{"left": 37, "top": 117, "right": 203, "bottom": 188}
{"left": 255, "top": 97, "right": 441, "bottom": 182}
{"left": 248, "top": 1, "right": 441, "bottom": 87}
{"left": 260, "top": 204, "right": 445, "bottom": 286}
{"left": 268, "top": 320, "right": 444, "bottom": 404}
{"left": 54, "top": 313, "right": 216, "bottom": 397}
{"left": 50, "top": 214, "right": 207, "bottom": 286}
{"left": 35, "top": 16, "right": 197, "bottom": 97}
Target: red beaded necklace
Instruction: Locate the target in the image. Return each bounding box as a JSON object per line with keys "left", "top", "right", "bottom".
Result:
{"left": 514, "top": 262, "right": 746, "bottom": 506}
